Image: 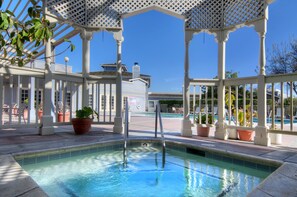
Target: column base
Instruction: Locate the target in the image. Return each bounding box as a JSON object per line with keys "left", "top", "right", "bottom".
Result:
{"left": 181, "top": 119, "right": 192, "bottom": 137}
{"left": 270, "top": 133, "right": 282, "bottom": 145}
{"left": 215, "top": 122, "right": 228, "bottom": 140}
{"left": 39, "top": 115, "right": 54, "bottom": 135}
{"left": 113, "top": 117, "right": 123, "bottom": 133}
{"left": 254, "top": 126, "right": 271, "bottom": 146}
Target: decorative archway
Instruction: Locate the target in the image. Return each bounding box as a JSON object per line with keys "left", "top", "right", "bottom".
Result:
{"left": 44, "top": 0, "right": 273, "bottom": 145}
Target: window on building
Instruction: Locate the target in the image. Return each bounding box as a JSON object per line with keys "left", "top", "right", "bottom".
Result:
{"left": 21, "top": 89, "right": 29, "bottom": 103}
{"left": 21, "top": 89, "right": 43, "bottom": 107}
{"left": 111, "top": 96, "right": 115, "bottom": 110}
{"left": 123, "top": 96, "right": 128, "bottom": 109}
{"left": 89, "top": 94, "right": 93, "bottom": 107}
{"left": 101, "top": 95, "right": 106, "bottom": 110}
{"left": 66, "top": 92, "right": 71, "bottom": 107}
{"left": 54, "top": 91, "right": 71, "bottom": 108}
{"left": 34, "top": 90, "right": 42, "bottom": 104}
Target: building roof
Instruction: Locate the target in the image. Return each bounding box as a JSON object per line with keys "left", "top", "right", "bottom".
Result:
{"left": 101, "top": 63, "right": 128, "bottom": 72}
{"left": 89, "top": 71, "right": 151, "bottom": 87}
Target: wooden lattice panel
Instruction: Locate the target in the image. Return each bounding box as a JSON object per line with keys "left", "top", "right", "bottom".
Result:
{"left": 224, "top": 0, "right": 265, "bottom": 27}
{"left": 46, "top": 0, "right": 266, "bottom": 30}
{"left": 47, "top": 0, "right": 86, "bottom": 26}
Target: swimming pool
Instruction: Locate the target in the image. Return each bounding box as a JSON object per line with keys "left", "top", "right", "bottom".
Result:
{"left": 17, "top": 143, "right": 276, "bottom": 197}
{"left": 18, "top": 142, "right": 274, "bottom": 197}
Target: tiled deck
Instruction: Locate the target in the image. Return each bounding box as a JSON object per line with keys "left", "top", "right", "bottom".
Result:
{"left": 1, "top": 116, "right": 297, "bottom": 196}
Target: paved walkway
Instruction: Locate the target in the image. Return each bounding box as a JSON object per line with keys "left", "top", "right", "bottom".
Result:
{"left": 1, "top": 116, "right": 297, "bottom": 196}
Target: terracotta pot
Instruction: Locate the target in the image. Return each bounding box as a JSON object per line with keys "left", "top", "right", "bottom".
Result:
{"left": 237, "top": 129, "right": 254, "bottom": 141}
{"left": 38, "top": 110, "right": 43, "bottom": 119}
{"left": 72, "top": 118, "right": 92, "bottom": 135}
{"left": 58, "top": 112, "right": 70, "bottom": 122}
{"left": 23, "top": 109, "right": 28, "bottom": 120}
{"left": 197, "top": 125, "right": 210, "bottom": 137}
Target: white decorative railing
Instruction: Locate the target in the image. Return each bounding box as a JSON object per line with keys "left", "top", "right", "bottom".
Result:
{"left": 266, "top": 73, "right": 297, "bottom": 135}
{"left": 190, "top": 73, "right": 297, "bottom": 135}
{"left": 190, "top": 79, "right": 219, "bottom": 125}
{"left": 224, "top": 76, "right": 258, "bottom": 130}
{"left": 0, "top": 65, "right": 116, "bottom": 128}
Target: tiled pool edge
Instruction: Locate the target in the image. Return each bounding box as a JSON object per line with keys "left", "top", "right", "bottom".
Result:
{"left": 0, "top": 155, "right": 48, "bottom": 197}
{"left": 2, "top": 138, "right": 295, "bottom": 197}
{"left": 247, "top": 162, "right": 297, "bottom": 196}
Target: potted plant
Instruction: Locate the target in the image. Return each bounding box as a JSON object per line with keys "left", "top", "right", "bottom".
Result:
{"left": 195, "top": 114, "right": 214, "bottom": 137}
{"left": 72, "top": 106, "right": 98, "bottom": 135}
{"left": 57, "top": 102, "right": 70, "bottom": 122}
{"left": 236, "top": 105, "right": 255, "bottom": 141}
{"left": 23, "top": 98, "right": 29, "bottom": 121}
{"left": 58, "top": 111, "right": 70, "bottom": 122}
{"left": 38, "top": 103, "right": 43, "bottom": 120}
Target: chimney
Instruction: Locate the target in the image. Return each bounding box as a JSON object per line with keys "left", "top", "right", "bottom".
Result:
{"left": 132, "top": 62, "right": 140, "bottom": 79}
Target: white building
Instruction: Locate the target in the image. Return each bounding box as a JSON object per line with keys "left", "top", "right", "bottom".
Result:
{"left": 91, "top": 62, "right": 150, "bottom": 113}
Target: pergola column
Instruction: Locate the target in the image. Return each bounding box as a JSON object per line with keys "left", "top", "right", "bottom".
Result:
{"left": 182, "top": 31, "right": 193, "bottom": 137}
{"left": 80, "top": 29, "right": 93, "bottom": 107}
{"left": 40, "top": 38, "right": 54, "bottom": 135}
{"left": 113, "top": 31, "right": 124, "bottom": 133}
{"left": 40, "top": 5, "right": 54, "bottom": 135}
{"left": 254, "top": 17, "right": 271, "bottom": 146}
{"left": 215, "top": 31, "right": 229, "bottom": 140}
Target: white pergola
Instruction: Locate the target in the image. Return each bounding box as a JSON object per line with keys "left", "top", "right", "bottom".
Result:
{"left": 1, "top": 0, "right": 274, "bottom": 146}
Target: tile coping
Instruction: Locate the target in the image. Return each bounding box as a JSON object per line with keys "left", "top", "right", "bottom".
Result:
{"left": 13, "top": 138, "right": 283, "bottom": 168}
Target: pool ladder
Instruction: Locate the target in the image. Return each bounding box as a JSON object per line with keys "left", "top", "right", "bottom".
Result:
{"left": 123, "top": 100, "right": 166, "bottom": 167}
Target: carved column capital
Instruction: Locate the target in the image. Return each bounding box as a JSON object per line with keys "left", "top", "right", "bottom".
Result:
{"left": 80, "top": 29, "right": 93, "bottom": 41}
{"left": 185, "top": 31, "right": 194, "bottom": 44}
{"left": 254, "top": 19, "right": 267, "bottom": 36}
{"left": 113, "top": 31, "right": 124, "bottom": 43}
{"left": 215, "top": 30, "right": 229, "bottom": 43}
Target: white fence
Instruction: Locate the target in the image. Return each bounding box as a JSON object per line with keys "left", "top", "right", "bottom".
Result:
{"left": 0, "top": 65, "right": 116, "bottom": 128}
{"left": 190, "top": 73, "right": 297, "bottom": 135}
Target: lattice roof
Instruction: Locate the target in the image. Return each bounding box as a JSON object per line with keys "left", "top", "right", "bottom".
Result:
{"left": 47, "top": 0, "right": 267, "bottom": 30}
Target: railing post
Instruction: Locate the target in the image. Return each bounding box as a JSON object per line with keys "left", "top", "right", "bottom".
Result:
{"left": 254, "top": 16, "right": 271, "bottom": 146}
{"left": 214, "top": 30, "right": 229, "bottom": 140}
{"left": 155, "top": 104, "right": 158, "bottom": 138}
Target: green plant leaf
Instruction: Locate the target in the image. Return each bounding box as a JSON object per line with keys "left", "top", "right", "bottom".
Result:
{"left": 5, "top": 10, "right": 15, "bottom": 17}
{"left": 64, "top": 38, "right": 71, "bottom": 43}
{"left": 70, "top": 44, "right": 75, "bottom": 52}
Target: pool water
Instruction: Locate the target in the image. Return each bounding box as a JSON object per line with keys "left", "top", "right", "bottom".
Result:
{"left": 21, "top": 146, "right": 271, "bottom": 197}
{"left": 134, "top": 112, "right": 297, "bottom": 124}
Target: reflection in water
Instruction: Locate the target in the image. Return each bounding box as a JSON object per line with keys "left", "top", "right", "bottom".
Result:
{"left": 22, "top": 147, "right": 270, "bottom": 197}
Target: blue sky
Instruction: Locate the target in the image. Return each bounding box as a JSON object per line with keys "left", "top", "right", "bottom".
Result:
{"left": 55, "top": 0, "right": 297, "bottom": 93}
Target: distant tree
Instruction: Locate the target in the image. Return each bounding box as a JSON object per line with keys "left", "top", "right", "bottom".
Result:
{"left": 267, "top": 39, "right": 297, "bottom": 94}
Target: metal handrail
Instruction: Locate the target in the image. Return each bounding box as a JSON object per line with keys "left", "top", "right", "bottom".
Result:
{"left": 155, "top": 103, "right": 166, "bottom": 168}
{"left": 123, "top": 98, "right": 129, "bottom": 165}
